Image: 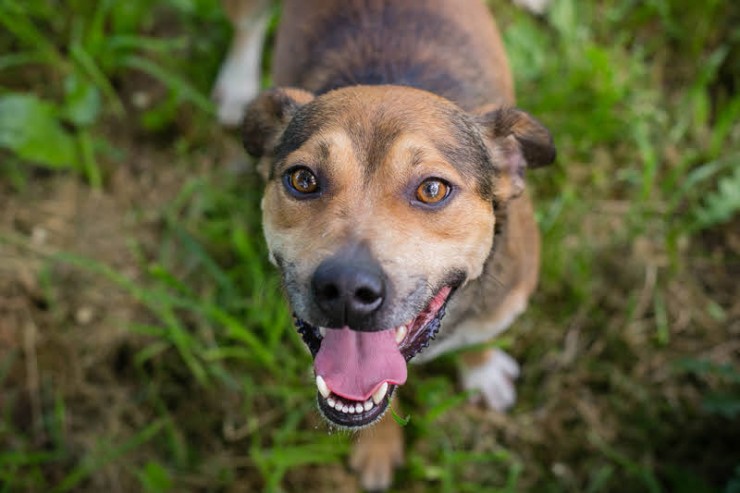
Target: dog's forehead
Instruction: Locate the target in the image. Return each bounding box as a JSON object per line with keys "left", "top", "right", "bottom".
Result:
{"left": 274, "top": 87, "right": 494, "bottom": 197}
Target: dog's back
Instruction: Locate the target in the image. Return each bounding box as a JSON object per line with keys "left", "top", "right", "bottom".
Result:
{"left": 273, "top": 0, "right": 514, "bottom": 110}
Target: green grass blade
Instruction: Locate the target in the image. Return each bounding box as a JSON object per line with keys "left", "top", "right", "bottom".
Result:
{"left": 52, "top": 420, "right": 165, "bottom": 493}
{"left": 68, "top": 42, "right": 125, "bottom": 115}
{"left": 0, "top": 5, "right": 66, "bottom": 69}
{"left": 122, "top": 55, "right": 213, "bottom": 113}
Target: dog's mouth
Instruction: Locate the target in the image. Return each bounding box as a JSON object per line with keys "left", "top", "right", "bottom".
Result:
{"left": 294, "top": 285, "right": 454, "bottom": 428}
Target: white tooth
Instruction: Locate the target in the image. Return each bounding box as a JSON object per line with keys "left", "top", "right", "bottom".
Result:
{"left": 348, "top": 405, "right": 355, "bottom": 414}
{"left": 355, "top": 403, "right": 364, "bottom": 413}
{"left": 372, "top": 382, "right": 388, "bottom": 405}
{"left": 341, "top": 405, "right": 349, "bottom": 413}
{"left": 319, "top": 327, "right": 327, "bottom": 337}
{"left": 364, "top": 400, "right": 373, "bottom": 411}
{"left": 395, "top": 325, "right": 408, "bottom": 344}
{"left": 316, "top": 375, "right": 330, "bottom": 399}
{"left": 327, "top": 397, "right": 336, "bottom": 408}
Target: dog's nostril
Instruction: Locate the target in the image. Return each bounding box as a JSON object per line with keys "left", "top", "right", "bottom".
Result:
{"left": 355, "top": 287, "right": 380, "bottom": 304}
{"left": 320, "top": 284, "right": 340, "bottom": 300}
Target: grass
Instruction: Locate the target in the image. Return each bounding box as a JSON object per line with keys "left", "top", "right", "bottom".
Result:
{"left": 1, "top": 0, "right": 739, "bottom": 491}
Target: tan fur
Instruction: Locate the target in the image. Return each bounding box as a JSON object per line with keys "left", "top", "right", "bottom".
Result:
{"left": 261, "top": 87, "right": 499, "bottom": 325}
{"left": 460, "top": 347, "right": 495, "bottom": 368}
{"left": 221, "top": 0, "right": 267, "bottom": 20}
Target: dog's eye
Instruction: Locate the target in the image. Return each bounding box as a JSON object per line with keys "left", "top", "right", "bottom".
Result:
{"left": 416, "top": 178, "right": 450, "bottom": 205}
{"left": 285, "top": 167, "right": 319, "bottom": 196}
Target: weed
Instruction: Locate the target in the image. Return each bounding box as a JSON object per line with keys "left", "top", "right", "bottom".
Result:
{"left": 0, "top": 0, "right": 228, "bottom": 187}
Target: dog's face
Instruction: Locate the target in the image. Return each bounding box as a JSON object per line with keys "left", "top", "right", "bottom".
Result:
{"left": 244, "top": 85, "right": 554, "bottom": 428}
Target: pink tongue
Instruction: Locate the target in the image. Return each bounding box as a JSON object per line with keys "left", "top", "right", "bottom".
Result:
{"left": 314, "top": 326, "right": 407, "bottom": 401}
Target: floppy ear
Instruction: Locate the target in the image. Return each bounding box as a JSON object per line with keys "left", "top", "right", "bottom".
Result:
{"left": 476, "top": 107, "right": 555, "bottom": 202}
{"left": 242, "top": 87, "right": 315, "bottom": 159}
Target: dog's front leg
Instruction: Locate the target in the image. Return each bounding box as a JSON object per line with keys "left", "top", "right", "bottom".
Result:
{"left": 212, "top": 0, "right": 270, "bottom": 126}
{"left": 349, "top": 404, "right": 404, "bottom": 491}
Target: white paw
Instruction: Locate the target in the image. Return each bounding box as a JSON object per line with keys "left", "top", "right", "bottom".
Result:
{"left": 511, "top": 0, "right": 550, "bottom": 15}
{"left": 460, "top": 349, "right": 520, "bottom": 412}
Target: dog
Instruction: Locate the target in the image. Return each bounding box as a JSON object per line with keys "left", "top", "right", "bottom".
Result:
{"left": 225, "top": 0, "right": 555, "bottom": 490}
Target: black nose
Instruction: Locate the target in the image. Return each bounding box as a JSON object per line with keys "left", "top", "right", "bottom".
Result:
{"left": 311, "top": 248, "right": 386, "bottom": 329}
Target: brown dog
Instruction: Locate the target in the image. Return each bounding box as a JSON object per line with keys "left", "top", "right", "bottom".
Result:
{"left": 238, "top": 1, "right": 555, "bottom": 489}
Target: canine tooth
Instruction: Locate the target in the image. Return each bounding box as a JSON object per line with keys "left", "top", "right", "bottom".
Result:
{"left": 364, "top": 400, "right": 373, "bottom": 411}
{"left": 355, "top": 403, "right": 364, "bottom": 413}
{"left": 316, "top": 376, "right": 330, "bottom": 399}
{"left": 319, "top": 327, "right": 327, "bottom": 337}
{"left": 372, "top": 382, "right": 388, "bottom": 405}
{"left": 395, "top": 325, "right": 408, "bottom": 344}
{"left": 341, "top": 405, "right": 349, "bottom": 413}
{"left": 348, "top": 405, "right": 355, "bottom": 414}
{"left": 327, "top": 397, "right": 336, "bottom": 408}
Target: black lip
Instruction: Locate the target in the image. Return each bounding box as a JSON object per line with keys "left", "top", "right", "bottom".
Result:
{"left": 295, "top": 317, "right": 323, "bottom": 357}
{"left": 401, "top": 297, "right": 449, "bottom": 362}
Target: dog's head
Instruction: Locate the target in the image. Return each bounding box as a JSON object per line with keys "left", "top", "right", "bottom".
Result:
{"left": 243, "top": 85, "right": 554, "bottom": 428}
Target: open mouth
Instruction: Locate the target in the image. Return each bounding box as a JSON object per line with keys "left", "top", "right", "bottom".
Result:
{"left": 294, "top": 285, "right": 454, "bottom": 428}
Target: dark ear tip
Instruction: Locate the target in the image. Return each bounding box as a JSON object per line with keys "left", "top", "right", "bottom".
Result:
{"left": 518, "top": 132, "right": 556, "bottom": 168}
{"left": 479, "top": 107, "right": 556, "bottom": 168}
{"left": 535, "top": 138, "right": 557, "bottom": 168}
{"left": 242, "top": 99, "right": 266, "bottom": 158}
{"left": 241, "top": 88, "right": 314, "bottom": 158}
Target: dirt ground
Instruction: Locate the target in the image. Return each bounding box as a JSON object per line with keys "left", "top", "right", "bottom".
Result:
{"left": 1, "top": 1, "right": 739, "bottom": 490}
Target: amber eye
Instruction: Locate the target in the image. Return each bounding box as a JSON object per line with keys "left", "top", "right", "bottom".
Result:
{"left": 285, "top": 167, "right": 319, "bottom": 196}
{"left": 415, "top": 178, "right": 450, "bottom": 205}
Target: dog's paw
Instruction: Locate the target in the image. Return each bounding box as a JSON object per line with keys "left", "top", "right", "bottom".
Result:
{"left": 349, "top": 422, "right": 404, "bottom": 492}
{"left": 459, "top": 349, "right": 520, "bottom": 412}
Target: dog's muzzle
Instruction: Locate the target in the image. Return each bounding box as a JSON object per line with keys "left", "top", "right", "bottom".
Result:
{"left": 295, "top": 284, "right": 455, "bottom": 428}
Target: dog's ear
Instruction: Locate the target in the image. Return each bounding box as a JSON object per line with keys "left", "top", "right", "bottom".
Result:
{"left": 475, "top": 107, "right": 555, "bottom": 201}
{"left": 242, "top": 87, "right": 315, "bottom": 158}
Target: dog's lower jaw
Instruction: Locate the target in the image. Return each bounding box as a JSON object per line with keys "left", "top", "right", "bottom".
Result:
{"left": 316, "top": 386, "right": 395, "bottom": 430}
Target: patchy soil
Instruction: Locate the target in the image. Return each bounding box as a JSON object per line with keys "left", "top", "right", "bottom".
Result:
{"left": 1, "top": 133, "right": 234, "bottom": 487}
{"left": 1, "top": 2, "right": 739, "bottom": 491}
{"left": 1, "top": 154, "right": 169, "bottom": 490}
